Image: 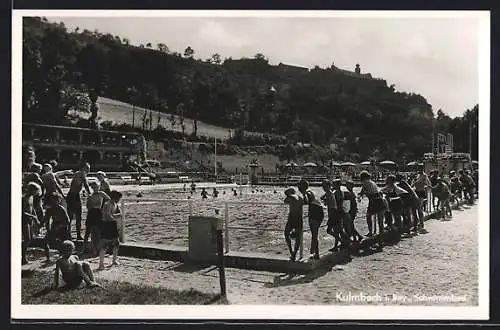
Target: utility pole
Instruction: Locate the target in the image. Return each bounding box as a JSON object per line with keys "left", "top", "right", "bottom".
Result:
{"left": 469, "top": 117, "right": 473, "bottom": 156}
{"left": 214, "top": 137, "right": 217, "bottom": 180}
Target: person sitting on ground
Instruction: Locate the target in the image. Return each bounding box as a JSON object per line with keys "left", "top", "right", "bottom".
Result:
{"left": 96, "top": 171, "right": 111, "bottom": 196}
{"left": 201, "top": 188, "right": 208, "bottom": 199}
{"left": 54, "top": 240, "right": 101, "bottom": 289}
{"left": 344, "top": 181, "right": 363, "bottom": 242}
{"left": 358, "top": 171, "right": 386, "bottom": 237}
{"left": 212, "top": 187, "right": 219, "bottom": 198}
{"left": 233, "top": 189, "right": 238, "bottom": 197}
{"left": 283, "top": 187, "right": 303, "bottom": 261}
{"left": 41, "top": 192, "right": 71, "bottom": 262}
{"left": 98, "top": 190, "right": 123, "bottom": 270}
{"left": 22, "top": 182, "right": 42, "bottom": 265}
{"left": 84, "top": 182, "right": 111, "bottom": 254}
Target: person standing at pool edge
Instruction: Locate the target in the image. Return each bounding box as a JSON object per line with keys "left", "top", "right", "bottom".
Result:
{"left": 358, "top": 171, "right": 386, "bottom": 237}
{"left": 98, "top": 190, "right": 123, "bottom": 270}
{"left": 298, "top": 179, "right": 324, "bottom": 260}
{"left": 66, "top": 163, "right": 92, "bottom": 240}
{"left": 283, "top": 187, "right": 303, "bottom": 261}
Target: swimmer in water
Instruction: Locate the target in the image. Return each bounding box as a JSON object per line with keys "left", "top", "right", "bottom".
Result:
{"left": 201, "top": 188, "right": 208, "bottom": 199}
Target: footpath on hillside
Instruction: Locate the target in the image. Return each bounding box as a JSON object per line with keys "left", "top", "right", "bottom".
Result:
{"left": 21, "top": 203, "right": 478, "bottom": 305}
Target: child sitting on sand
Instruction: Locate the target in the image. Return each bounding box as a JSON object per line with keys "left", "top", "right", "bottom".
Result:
{"left": 54, "top": 240, "right": 101, "bottom": 289}
{"left": 284, "top": 187, "right": 303, "bottom": 261}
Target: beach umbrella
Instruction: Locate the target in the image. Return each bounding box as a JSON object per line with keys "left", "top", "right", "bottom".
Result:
{"left": 407, "top": 161, "right": 419, "bottom": 166}
{"left": 303, "top": 162, "right": 318, "bottom": 167}
{"left": 285, "top": 162, "right": 298, "bottom": 167}
{"left": 360, "top": 161, "right": 371, "bottom": 166}
{"left": 379, "top": 160, "right": 396, "bottom": 166}
{"left": 330, "top": 161, "right": 342, "bottom": 167}
{"left": 340, "top": 162, "right": 356, "bottom": 167}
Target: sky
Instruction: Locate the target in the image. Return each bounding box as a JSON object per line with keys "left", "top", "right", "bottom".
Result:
{"left": 47, "top": 14, "right": 481, "bottom": 118}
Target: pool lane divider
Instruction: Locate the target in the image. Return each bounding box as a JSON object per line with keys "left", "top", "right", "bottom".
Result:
{"left": 29, "top": 199, "right": 472, "bottom": 274}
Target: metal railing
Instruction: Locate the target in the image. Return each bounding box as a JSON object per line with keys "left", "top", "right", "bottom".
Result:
{"left": 119, "top": 189, "right": 436, "bottom": 261}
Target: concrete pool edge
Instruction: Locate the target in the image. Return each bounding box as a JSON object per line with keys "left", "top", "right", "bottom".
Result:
{"left": 28, "top": 199, "right": 471, "bottom": 274}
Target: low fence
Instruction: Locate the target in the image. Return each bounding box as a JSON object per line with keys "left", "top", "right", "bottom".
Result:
{"left": 119, "top": 189, "right": 435, "bottom": 260}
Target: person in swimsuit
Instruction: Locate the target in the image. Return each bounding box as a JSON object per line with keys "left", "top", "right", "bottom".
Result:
{"left": 343, "top": 181, "right": 363, "bottom": 242}
{"left": 40, "top": 193, "right": 71, "bottom": 262}
{"left": 84, "top": 182, "right": 111, "bottom": 254}
{"left": 201, "top": 188, "right": 208, "bottom": 199}
{"left": 464, "top": 170, "right": 476, "bottom": 204}
{"left": 41, "top": 163, "right": 65, "bottom": 204}
{"left": 358, "top": 171, "right": 386, "bottom": 237}
{"left": 22, "top": 182, "right": 42, "bottom": 265}
{"left": 98, "top": 190, "right": 123, "bottom": 270}
{"left": 412, "top": 166, "right": 431, "bottom": 216}
{"left": 298, "top": 179, "right": 324, "bottom": 259}
{"left": 284, "top": 187, "right": 303, "bottom": 261}
{"left": 54, "top": 240, "right": 101, "bottom": 289}
{"left": 331, "top": 179, "right": 356, "bottom": 247}
{"left": 24, "top": 172, "right": 45, "bottom": 237}
{"left": 66, "top": 163, "right": 92, "bottom": 240}
{"left": 397, "top": 178, "right": 422, "bottom": 232}
{"left": 436, "top": 178, "right": 452, "bottom": 219}
{"left": 381, "top": 175, "right": 409, "bottom": 232}
{"left": 96, "top": 171, "right": 111, "bottom": 196}
{"left": 321, "top": 179, "right": 342, "bottom": 252}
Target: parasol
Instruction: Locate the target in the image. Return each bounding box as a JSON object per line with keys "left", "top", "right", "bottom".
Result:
{"left": 303, "top": 162, "right": 318, "bottom": 167}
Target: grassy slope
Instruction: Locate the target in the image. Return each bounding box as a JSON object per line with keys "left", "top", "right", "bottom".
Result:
{"left": 97, "top": 97, "right": 272, "bottom": 140}
{"left": 22, "top": 270, "right": 222, "bottom": 305}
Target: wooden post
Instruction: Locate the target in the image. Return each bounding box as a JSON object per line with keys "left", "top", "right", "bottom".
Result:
{"left": 216, "top": 221, "right": 227, "bottom": 298}
{"left": 120, "top": 199, "right": 125, "bottom": 243}
{"left": 298, "top": 230, "right": 304, "bottom": 260}
{"left": 224, "top": 203, "right": 229, "bottom": 253}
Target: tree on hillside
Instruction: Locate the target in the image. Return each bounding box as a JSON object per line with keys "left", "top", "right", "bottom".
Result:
{"left": 157, "top": 43, "right": 169, "bottom": 53}
{"left": 184, "top": 46, "right": 194, "bottom": 59}
{"left": 254, "top": 53, "right": 267, "bottom": 61}
{"left": 211, "top": 53, "right": 222, "bottom": 65}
